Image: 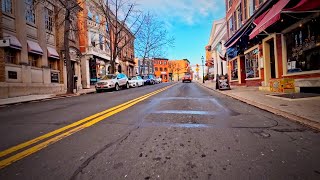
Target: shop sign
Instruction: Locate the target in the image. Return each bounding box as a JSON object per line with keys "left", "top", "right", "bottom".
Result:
{"left": 51, "top": 72, "right": 59, "bottom": 83}
{"left": 217, "top": 74, "right": 231, "bottom": 90}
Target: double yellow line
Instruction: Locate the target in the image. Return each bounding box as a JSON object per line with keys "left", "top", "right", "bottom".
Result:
{"left": 0, "top": 84, "right": 174, "bottom": 169}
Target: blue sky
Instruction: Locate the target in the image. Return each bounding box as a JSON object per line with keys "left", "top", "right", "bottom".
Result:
{"left": 136, "top": 0, "right": 226, "bottom": 65}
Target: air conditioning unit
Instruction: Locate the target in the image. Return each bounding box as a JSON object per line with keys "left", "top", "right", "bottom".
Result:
{"left": 0, "top": 39, "right": 10, "bottom": 47}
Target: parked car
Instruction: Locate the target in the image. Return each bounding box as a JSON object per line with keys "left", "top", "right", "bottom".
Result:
{"left": 128, "top": 76, "right": 144, "bottom": 87}
{"left": 155, "top": 77, "right": 162, "bottom": 84}
{"left": 182, "top": 74, "right": 192, "bottom": 83}
{"left": 95, "top": 73, "right": 129, "bottom": 92}
{"left": 142, "top": 74, "right": 156, "bottom": 85}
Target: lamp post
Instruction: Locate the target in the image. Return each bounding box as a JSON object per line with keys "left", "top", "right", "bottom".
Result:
{"left": 201, "top": 56, "right": 204, "bottom": 83}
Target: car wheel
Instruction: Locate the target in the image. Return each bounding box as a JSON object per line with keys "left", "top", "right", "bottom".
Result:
{"left": 115, "top": 84, "right": 120, "bottom": 91}
{"left": 96, "top": 89, "right": 102, "bottom": 93}
{"left": 126, "top": 82, "right": 130, "bottom": 89}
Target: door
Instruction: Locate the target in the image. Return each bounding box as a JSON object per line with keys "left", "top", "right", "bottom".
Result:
{"left": 269, "top": 39, "right": 276, "bottom": 79}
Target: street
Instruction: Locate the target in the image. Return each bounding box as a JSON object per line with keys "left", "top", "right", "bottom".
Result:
{"left": 0, "top": 82, "right": 320, "bottom": 180}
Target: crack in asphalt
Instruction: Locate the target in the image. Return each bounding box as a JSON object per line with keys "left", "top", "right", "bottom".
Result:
{"left": 69, "top": 126, "right": 140, "bottom": 180}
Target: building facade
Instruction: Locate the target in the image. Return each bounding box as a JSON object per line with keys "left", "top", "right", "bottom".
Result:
{"left": 137, "top": 58, "right": 154, "bottom": 75}
{"left": 225, "top": 0, "right": 320, "bottom": 93}
{"left": 153, "top": 58, "right": 169, "bottom": 82}
{"left": 0, "top": 0, "right": 67, "bottom": 98}
{"left": 206, "top": 18, "right": 228, "bottom": 80}
{"left": 78, "top": 1, "right": 135, "bottom": 88}
{"left": 168, "top": 59, "right": 191, "bottom": 81}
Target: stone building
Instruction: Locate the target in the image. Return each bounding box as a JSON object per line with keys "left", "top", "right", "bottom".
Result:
{"left": 0, "top": 0, "right": 65, "bottom": 98}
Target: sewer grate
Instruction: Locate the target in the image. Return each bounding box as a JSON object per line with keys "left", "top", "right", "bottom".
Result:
{"left": 272, "top": 93, "right": 320, "bottom": 99}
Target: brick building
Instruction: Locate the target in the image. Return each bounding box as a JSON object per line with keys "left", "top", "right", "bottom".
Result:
{"left": 153, "top": 58, "right": 169, "bottom": 82}
{"left": 168, "top": 59, "right": 191, "bottom": 81}
{"left": 225, "top": 0, "right": 320, "bottom": 93}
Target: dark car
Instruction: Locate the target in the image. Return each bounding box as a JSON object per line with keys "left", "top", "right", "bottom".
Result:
{"left": 142, "top": 74, "right": 156, "bottom": 85}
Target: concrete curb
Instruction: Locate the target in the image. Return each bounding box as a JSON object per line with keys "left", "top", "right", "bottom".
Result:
{"left": 196, "top": 82, "right": 320, "bottom": 131}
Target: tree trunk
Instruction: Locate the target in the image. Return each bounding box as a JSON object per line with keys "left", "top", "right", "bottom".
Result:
{"left": 64, "top": 9, "right": 73, "bottom": 94}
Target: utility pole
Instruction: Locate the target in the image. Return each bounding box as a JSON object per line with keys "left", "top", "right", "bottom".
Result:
{"left": 201, "top": 56, "right": 204, "bottom": 83}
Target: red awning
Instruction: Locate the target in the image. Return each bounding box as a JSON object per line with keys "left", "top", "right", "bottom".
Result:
{"left": 249, "top": 0, "right": 290, "bottom": 40}
{"left": 253, "top": 9, "right": 269, "bottom": 25}
{"left": 283, "top": 0, "right": 320, "bottom": 12}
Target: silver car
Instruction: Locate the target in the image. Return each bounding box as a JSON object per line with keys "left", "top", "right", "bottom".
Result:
{"left": 95, "top": 73, "right": 129, "bottom": 92}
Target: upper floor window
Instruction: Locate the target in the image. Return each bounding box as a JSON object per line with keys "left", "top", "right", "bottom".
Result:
{"left": 249, "top": 0, "right": 255, "bottom": 17}
{"left": 160, "top": 67, "right": 163, "bottom": 71}
{"left": 45, "top": 8, "right": 53, "bottom": 32}
{"left": 90, "top": 32, "right": 96, "bottom": 47}
{"left": 99, "top": 34, "right": 103, "bottom": 50}
{"left": 95, "top": 14, "right": 100, "bottom": 24}
{"left": 237, "top": 4, "right": 242, "bottom": 29}
{"left": 2, "top": 0, "right": 12, "bottom": 14}
{"left": 243, "top": 0, "right": 248, "bottom": 20}
{"left": 229, "top": 16, "right": 234, "bottom": 36}
{"left": 25, "top": 0, "right": 35, "bottom": 24}
{"left": 228, "top": 0, "right": 233, "bottom": 9}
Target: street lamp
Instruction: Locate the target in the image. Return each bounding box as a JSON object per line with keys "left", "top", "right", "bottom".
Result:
{"left": 201, "top": 56, "right": 204, "bottom": 83}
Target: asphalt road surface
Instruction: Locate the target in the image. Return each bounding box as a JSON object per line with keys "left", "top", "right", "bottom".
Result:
{"left": 0, "top": 82, "right": 320, "bottom": 180}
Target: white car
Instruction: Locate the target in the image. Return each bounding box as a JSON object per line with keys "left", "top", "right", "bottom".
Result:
{"left": 128, "top": 76, "right": 144, "bottom": 87}
{"left": 155, "top": 77, "right": 162, "bottom": 84}
{"left": 95, "top": 73, "right": 129, "bottom": 92}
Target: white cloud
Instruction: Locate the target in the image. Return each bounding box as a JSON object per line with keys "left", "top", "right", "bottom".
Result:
{"left": 135, "top": 0, "right": 224, "bottom": 25}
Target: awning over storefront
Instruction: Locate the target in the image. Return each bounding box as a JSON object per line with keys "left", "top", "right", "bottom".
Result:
{"left": 47, "top": 47, "right": 60, "bottom": 59}
{"left": 249, "top": 0, "right": 290, "bottom": 39}
{"left": 3, "top": 33, "right": 22, "bottom": 50}
{"left": 283, "top": 0, "right": 320, "bottom": 12}
{"left": 27, "top": 40, "right": 43, "bottom": 55}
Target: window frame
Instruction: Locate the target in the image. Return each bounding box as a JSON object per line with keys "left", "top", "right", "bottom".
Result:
{"left": 25, "top": 0, "right": 35, "bottom": 24}
{"left": 28, "top": 54, "right": 40, "bottom": 67}
{"left": 45, "top": 8, "right": 54, "bottom": 32}
{"left": 2, "top": 0, "right": 13, "bottom": 14}
{"left": 4, "top": 48, "right": 18, "bottom": 64}
{"left": 244, "top": 46, "right": 260, "bottom": 79}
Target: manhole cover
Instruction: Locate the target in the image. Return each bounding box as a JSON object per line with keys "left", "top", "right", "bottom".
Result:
{"left": 272, "top": 93, "right": 320, "bottom": 99}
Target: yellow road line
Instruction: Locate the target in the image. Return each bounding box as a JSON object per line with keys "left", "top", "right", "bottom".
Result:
{"left": 0, "top": 85, "right": 173, "bottom": 159}
{"left": 0, "top": 85, "right": 172, "bottom": 169}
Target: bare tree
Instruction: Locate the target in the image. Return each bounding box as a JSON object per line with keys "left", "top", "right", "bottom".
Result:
{"left": 92, "top": 0, "right": 145, "bottom": 74}
{"left": 135, "top": 12, "right": 174, "bottom": 74}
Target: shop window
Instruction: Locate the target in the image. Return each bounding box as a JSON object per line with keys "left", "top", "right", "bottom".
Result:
{"left": 285, "top": 20, "right": 320, "bottom": 73}
{"left": 2, "top": 0, "right": 12, "bottom": 14}
{"left": 25, "top": 0, "right": 35, "bottom": 24}
{"left": 45, "top": 8, "right": 53, "bottom": 32}
{"left": 4, "top": 48, "right": 17, "bottom": 64}
{"left": 245, "top": 48, "right": 259, "bottom": 79}
{"left": 155, "top": 67, "right": 158, "bottom": 71}
{"left": 28, "top": 54, "right": 39, "bottom": 67}
{"left": 231, "top": 60, "right": 238, "bottom": 80}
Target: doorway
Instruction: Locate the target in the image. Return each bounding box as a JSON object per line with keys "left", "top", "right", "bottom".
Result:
{"left": 268, "top": 39, "right": 276, "bottom": 79}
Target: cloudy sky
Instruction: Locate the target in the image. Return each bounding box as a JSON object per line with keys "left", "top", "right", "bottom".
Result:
{"left": 135, "top": 0, "right": 226, "bottom": 65}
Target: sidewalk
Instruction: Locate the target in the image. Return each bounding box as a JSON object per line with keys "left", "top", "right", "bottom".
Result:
{"left": 197, "top": 81, "right": 320, "bottom": 130}
{"left": 0, "top": 87, "right": 96, "bottom": 106}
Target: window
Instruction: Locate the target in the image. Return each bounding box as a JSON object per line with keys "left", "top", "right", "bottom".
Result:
{"left": 285, "top": 20, "right": 320, "bottom": 73}
{"left": 259, "top": 0, "right": 264, "bottom": 5}
{"left": 95, "top": 14, "right": 100, "bottom": 24}
{"left": 99, "top": 34, "right": 103, "bottom": 50}
{"left": 155, "top": 67, "right": 158, "bottom": 71}
{"left": 69, "top": 16, "right": 76, "bottom": 41}
{"left": 28, "top": 54, "right": 39, "bottom": 67}
{"left": 243, "top": 0, "right": 248, "bottom": 20}
{"left": 25, "top": 0, "right": 35, "bottom": 24}
{"left": 245, "top": 48, "right": 259, "bottom": 79}
{"left": 160, "top": 67, "right": 163, "bottom": 71}
{"left": 230, "top": 60, "right": 238, "bottom": 80}
{"left": 45, "top": 8, "right": 53, "bottom": 32}
{"left": 90, "top": 32, "right": 96, "bottom": 47}
{"left": 88, "top": 9, "right": 93, "bottom": 20}
{"left": 249, "top": 0, "right": 255, "bottom": 17}
{"left": 233, "top": 11, "right": 237, "bottom": 31}
{"left": 4, "top": 48, "right": 17, "bottom": 64}
{"left": 2, "top": 0, "right": 12, "bottom": 14}
{"left": 229, "top": 16, "right": 233, "bottom": 36}
{"left": 49, "top": 58, "right": 57, "bottom": 70}
{"left": 237, "top": 4, "right": 242, "bottom": 29}
{"left": 164, "top": 68, "right": 167, "bottom": 71}
{"left": 228, "top": 0, "right": 233, "bottom": 9}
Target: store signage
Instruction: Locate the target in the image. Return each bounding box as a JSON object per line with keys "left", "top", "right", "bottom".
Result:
{"left": 217, "top": 75, "right": 231, "bottom": 90}
{"left": 51, "top": 72, "right": 59, "bottom": 83}
{"left": 8, "top": 71, "right": 17, "bottom": 79}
